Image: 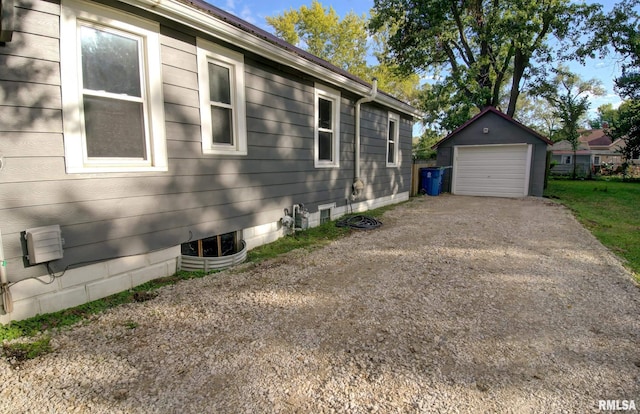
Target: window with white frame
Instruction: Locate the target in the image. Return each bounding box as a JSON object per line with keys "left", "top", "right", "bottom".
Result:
{"left": 387, "top": 112, "right": 400, "bottom": 166}
{"left": 197, "top": 38, "right": 247, "bottom": 155}
{"left": 563, "top": 155, "right": 572, "bottom": 164}
{"left": 60, "top": 0, "right": 167, "bottom": 173}
{"left": 318, "top": 202, "right": 335, "bottom": 225}
{"left": 314, "top": 85, "right": 341, "bottom": 167}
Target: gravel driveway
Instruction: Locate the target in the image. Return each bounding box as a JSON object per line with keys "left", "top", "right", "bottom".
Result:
{"left": 2, "top": 195, "right": 639, "bottom": 413}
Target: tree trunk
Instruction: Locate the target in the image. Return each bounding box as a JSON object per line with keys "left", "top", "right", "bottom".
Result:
{"left": 507, "top": 50, "right": 528, "bottom": 117}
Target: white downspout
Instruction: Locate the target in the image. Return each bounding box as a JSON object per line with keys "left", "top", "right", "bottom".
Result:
{"left": 353, "top": 78, "right": 378, "bottom": 199}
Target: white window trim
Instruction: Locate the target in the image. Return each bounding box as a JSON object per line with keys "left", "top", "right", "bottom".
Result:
{"left": 197, "top": 38, "right": 247, "bottom": 156}
{"left": 314, "top": 84, "right": 341, "bottom": 168}
{"left": 386, "top": 112, "right": 400, "bottom": 167}
{"left": 60, "top": 0, "right": 167, "bottom": 173}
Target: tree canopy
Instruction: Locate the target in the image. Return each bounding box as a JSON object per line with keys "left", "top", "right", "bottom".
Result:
{"left": 532, "top": 67, "right": 604, "bottom": 178}
{"left": 266, "top": 0, "right": 420, "bottom": 104}
{"left": 589, "top": 103, "right": 619, "bottom": 129}
{"left": 611, "top": 100, "right": 640, "bottom": 162}
{"left": 596, "top": 0, "right": 640, "bottom": 164}
{"left": 588, "top": 0, "right": 640, "bottom": 100}
{"left": 369, "top": 0, "right": 602, "bottom": 130}
{"left": 515, "top": 95, "right": 562, "bottom": 141}
{"left": 266, "top": 1, "right": 369, "bottom": 77}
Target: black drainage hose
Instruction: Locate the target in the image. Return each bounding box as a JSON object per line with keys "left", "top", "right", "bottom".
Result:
{"left": 335, "top": 215, "right": 383, "bottom": 230}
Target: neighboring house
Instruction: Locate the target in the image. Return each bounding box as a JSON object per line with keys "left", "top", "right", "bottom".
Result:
{"left": 549, "top": 129, "right": 628, "bottom": 176}
{"left": 548, "top": 140, "right": 593, "bottom": 176}
{"left": 433, "top": 107, "right": 552, "bottom": 198}
{"left": 0, "top": 0, "right": 421, "bottom": 322}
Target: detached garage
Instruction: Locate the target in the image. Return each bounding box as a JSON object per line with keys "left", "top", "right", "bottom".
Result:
{"left": 433, "top": 107, "right": 552, "bottom": 197}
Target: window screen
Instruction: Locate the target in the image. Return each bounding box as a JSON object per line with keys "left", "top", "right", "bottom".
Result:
{"left": 208, "top": 62, "right": 233, "bottom": 145}
{"left": 387, "top": 119, "right": 397, "bottom": 164}
{"left": 80, "top": 25, "right": 147, "bottom": 159}
{"left": 320, "top": 208, "right": 331, "bottom": 224}
{"left": 318, "top": 98, "right": 333, "bottom": 161}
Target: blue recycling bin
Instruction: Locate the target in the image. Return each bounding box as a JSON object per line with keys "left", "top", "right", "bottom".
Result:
{"left": 420, "top": 167, "right": 443, "bottom": 196}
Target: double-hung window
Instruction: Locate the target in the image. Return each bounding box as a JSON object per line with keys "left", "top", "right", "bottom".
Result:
{"left": 60, "top": 0, "right": 166, "bottom": 173}
{"left": 387, "top": 112, "right": 400, "bottom": 166}
{"left": 197, "top": 38, "right": 247, "bottom": 155}
{"left": 314, "top": 85, "right": 341, "bottom": 167}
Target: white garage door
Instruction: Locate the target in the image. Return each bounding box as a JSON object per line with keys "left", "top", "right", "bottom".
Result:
{"left": 452, "top": 144, "right": 532, "bottom": 197}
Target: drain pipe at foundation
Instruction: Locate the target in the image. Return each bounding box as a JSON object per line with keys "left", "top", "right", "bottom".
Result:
{"left": 352, "top": 78, "right": 378, "bottom": 199}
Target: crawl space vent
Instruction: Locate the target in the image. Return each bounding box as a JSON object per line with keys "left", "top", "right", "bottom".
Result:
{"left": 25, "top": 225, "right": 63, "bottom": 265}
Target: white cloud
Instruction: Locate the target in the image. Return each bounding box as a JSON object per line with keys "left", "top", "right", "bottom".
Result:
{"left": 240, "top": 6, "right": 256, "bottom": 24}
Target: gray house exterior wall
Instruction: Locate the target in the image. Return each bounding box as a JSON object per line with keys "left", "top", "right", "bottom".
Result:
{"left": 435, "top": 109, "right": 550, "bottom": 197}
{"left": 0, "top": 0, "right": 417, "bottom": 322}
{"left": 549, "top": 154, "right": 591, "bottom": 176}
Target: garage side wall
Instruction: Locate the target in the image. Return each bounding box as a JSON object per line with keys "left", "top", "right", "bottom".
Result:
{"left": 436, "top": 112, "right": 548, "bottom": 197}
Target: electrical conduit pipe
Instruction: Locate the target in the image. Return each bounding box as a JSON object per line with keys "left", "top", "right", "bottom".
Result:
{"left": 353, "top": 78, "right": 378, "bottom": 199}
{"left": 0, "top": 229, "right": 12, "bottom": 314}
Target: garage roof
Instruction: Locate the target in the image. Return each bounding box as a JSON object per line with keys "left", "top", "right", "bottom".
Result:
{"left": 432, "top": 107, "right": 553, "bottom": 149}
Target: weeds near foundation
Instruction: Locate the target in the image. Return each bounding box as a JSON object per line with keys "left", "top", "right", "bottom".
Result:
{"left": 0, "top": 271, "right": 207, "bottom": 343}
{"left": 2, "top": 335, "right": 52, "bottom": 365}
{"left": 0, "top": 204, "right": 399, "bottom": 348}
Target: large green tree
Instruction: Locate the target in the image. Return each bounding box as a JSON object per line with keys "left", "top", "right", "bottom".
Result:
{"left": 266, "top": 1, "right": 420, "bottom": 103}
{"left": 266, "top": 1, "right": 369, "bottom": 76}
{"left": 533, "top": 68, "right": 604, "bottom": 178}
{"left": 589, "top": 103, "right": 619, "bottom": 129}
{"left": 369, "top": 0, "right": 602, "bottom": 130}
{"left": 515, "top": 94, "right": 562, "bottom": 141}
{"left": 611, "top": 100, "right": 640, "bottom": 163}
{"left": 592, "top": 0, "right": 640, "bottom": 165}
{"left": 596, "top": 0, "right": 640, "bottom": 100}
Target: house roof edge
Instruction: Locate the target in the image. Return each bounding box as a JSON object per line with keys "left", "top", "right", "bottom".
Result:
{"left": 115, "top": 0, "right": 423, "bottom": 119}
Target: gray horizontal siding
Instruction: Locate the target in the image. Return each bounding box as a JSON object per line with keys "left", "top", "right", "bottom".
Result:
{"left": 0, "top": 0, "right": 65, "bottom": 280}
{"left": 16, "top": 1, "right": 60, "bottom": 37}
{"left": 357, "top": 106, "right": 412, "bottom": 196}
{"left": 0, "top": 54, "right": 61, "bottom": 84}
{"left": 1, "top": 0, "right": 414, "bottom": 282}
{"left": 0, "top": 80, "right": 61, "bottom": 109}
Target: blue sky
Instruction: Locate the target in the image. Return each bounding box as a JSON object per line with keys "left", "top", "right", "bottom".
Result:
{"left": 209, "top": 0, "right": 629, "bottom": 117}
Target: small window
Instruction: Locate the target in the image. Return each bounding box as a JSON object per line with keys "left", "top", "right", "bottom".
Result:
{"left": 314, "top": 85, "right": 341, "bottom": 168}
{"left": 594, "top": 156, "right": 601, "bottom": 165}
{"left": 564, "top": 155, "right": 572, "bottom": 164}
{"left": 387, "top": 112, "right": 400, "bottom": 166}
{"left": 197, "top": 38, "right": 247, "bottom": 155}
{"left": 320, "top": 208, "right": 331, "bottom": 224}
{"left": 181, "top": 232, "right": 240, "bottom": 257}
{"left": 60, "top": 0, "right": 167, "bottom": 173}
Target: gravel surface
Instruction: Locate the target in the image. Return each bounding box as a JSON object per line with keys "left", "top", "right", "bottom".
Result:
{"left": 1, "top": 195, "right": 639, "bottom": 413}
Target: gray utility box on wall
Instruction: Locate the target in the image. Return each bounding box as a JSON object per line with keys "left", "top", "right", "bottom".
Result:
{"left": 25, "top": 225, "right": 64, "bottom": 265}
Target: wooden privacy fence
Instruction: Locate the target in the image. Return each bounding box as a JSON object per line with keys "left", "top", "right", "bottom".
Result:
{"left": 411, "top": 160, "right": 437, "bottom": 196}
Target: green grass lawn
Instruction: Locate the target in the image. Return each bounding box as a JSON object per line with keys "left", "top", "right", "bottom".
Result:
{"left": 544, "top": 179, "right": 640, "bottom": 282}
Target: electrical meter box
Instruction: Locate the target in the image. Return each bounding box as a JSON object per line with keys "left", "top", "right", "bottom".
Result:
{"left": 25, "top": 225, "right": 63, "bottom": 265}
